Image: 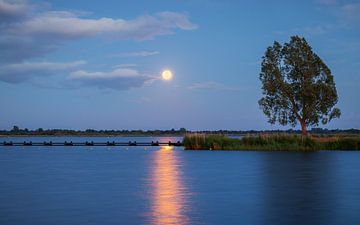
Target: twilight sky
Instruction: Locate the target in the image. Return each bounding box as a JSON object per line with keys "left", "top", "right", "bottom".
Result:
{"left": 0, "top": 0, "right": 359, "bottom": 130}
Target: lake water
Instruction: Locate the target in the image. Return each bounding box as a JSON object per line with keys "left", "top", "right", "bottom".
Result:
{"left": 1, "top": 136, "right": 360, "bottom": 225}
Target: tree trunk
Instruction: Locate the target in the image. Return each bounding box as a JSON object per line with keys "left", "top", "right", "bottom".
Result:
{"left": 300, "top": 120, "right": 308, "bottom": 136}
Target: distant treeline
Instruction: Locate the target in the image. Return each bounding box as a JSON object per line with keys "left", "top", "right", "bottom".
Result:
{"left": 0, "top": 126, "right": 359, "bottom": 136}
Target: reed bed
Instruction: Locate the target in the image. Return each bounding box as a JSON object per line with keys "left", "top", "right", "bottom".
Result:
{"left": 183, "top": 133, "right": 360, "bottom": 151}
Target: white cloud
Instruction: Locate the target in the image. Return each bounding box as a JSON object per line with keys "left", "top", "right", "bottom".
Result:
{"left": 276, "top": 0, "right": 360, "bottom": 37}
{"left": 0, "top": 61, "right": 157, "bottom": 91}
{"left": 275, "top": 24, "right": 332, "bottom": 37}
{"left": 340, "top": 3, "right": 360, "bottom": 22}
{"left": 317, "top": 0, "right": 360, "bottom": 24}
{"left": 0, "top": 61, "right": 86, "bottom": 83}
{"left": 0, "top": 1, "right": 196, "bottom": 90}
{"left": 0, "top": 1, "right": 197, "bottom": 63}
{"left": 113, "top": 64, "right": 137, "bottom": 68}
{"left": 0, "top": 0, "right": 29, "bottom": 22}
{"left": 69, "top": 68, "right": 155, "bottom": 90}
{"left": 70, "top": 68, "right": 139, "bottom": 79}
{"left": 110, "top": 51, "right": 160, "bottom": 57}
{"left": 157, "top": 11, "right": 197, "bottom": 30}
{"left": 188, "top": 81, "right": 240, "bottom": 91}
{"left": 7, "top": 11, "right": 196, "bottom": 40}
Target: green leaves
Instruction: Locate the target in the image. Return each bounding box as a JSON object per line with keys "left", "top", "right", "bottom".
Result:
{"left": 259, "top": 36, "right": 341, "bottom": 134}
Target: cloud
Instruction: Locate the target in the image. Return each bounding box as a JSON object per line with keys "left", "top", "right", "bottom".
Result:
{"left": 0, "top": 0, "right": 29, "bottom": 22}
{"left": 276, "top": 0, "right": 360, "bottom": 37}
{"left": 110, "top": 51, "right": 160, "bottom": 57}
{"left": 69, "top": 68, "right": 155, "bottom": 90}
{"left": 0, "top": 1, "right": 197, "bottom": 64}
{"left": 6, "top": 11, "right": 196, "bottom": 40}
{"left": 113, "top": 64, "right": 137, "bottom": 68}
{"left": 340, "top": 3, "right": 360, "bottom": 22}
{"left": 127, "top": 97, "right": 152, "bottom": 104}
{"left": 188, "top": 81, "right": 240, "bottom": 91}
{"left": 0, "top": 61, "right": 157, "bottom": 91}
{"left": 317, "top": 0, "right": 360, "bottom": 24}
{"left": 0, "top": 61, "right": 86, "bottom": 83}
{"left": 0, "top": 1, "right": 196, "bottom": 91}
{"left": 316, "top": 0, "right": 337, "bottom": 5}
{"left": 157, "top": 11, "right": 197, "bottom": 30}
{"left": 275, "top": 24, "right": 332, "bottom": 37}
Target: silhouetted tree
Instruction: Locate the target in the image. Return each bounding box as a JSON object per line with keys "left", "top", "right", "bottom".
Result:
{"left": 12, "top": 126, "right": 20, "bottom": 133}
{"left": 259, "top": 36, "right": 341, "bottom": 136}
{"left": 179, "top": 128, "right": 187, "bottom": 133}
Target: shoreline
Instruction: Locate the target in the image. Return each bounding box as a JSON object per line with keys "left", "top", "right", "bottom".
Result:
{"left": 183, "top": 134, "right": 360, "bottom": 151}
{"left": 0, "top": 135, "right": 185, "bottom": 137}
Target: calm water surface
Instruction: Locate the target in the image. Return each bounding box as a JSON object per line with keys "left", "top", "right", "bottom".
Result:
{"left": 1, "top": 136, "right": 360, "bottom": 225}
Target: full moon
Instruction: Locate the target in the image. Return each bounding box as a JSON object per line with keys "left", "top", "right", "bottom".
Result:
{"left": 161, "top": 70, "right": 173, "bottom": 80}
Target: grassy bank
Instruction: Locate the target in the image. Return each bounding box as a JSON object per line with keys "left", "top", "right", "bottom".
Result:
{"left": 183, "top": 133, "right": 360, "bottom": 151}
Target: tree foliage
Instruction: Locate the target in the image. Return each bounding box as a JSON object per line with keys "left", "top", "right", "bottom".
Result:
{"left": 259, "top": 36, "right": 341, "bottom": 135}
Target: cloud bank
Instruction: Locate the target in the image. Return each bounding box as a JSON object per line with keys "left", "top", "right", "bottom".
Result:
{"left": 0, "top": 61, "right": 86, "bottom": 83}
{"left": 0, "top": 0, "right": 29, "bottom": 22}
{"left": 0, "top": 1, "right": 196, "bottom": 63}
{"left": 340, "top": 3, "right": 360, "bottom": 22}
{"left": 69, "top": 68, "right": 155, "bottom": 90}
{"left": 317, "top": 0, "right": 360, "bottom": 23}
{"left": 0, "top": 0, "right": 197, "bottom": 90}
{"left": 5, "top": 11, "right": 196, "bottom": 40}
{"left": 110, "top": 51, "right": 160, "bottom": 58}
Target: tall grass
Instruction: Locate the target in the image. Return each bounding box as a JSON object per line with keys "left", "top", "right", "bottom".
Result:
{"left": 183, "top": 133, "right": 241, "bottom": 150}
{"left": 183, "top": 133, "right": 360, "bottom": 151}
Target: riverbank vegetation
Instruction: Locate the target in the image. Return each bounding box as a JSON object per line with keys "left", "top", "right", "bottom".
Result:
{"left": 1, "top": 126, "right": 359, "bottom": 137}
{"left": 183, "top": 133, "right": 360, "bottom": 151}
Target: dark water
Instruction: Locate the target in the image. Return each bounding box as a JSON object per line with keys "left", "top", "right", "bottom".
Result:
{"left": 1, "top": 136, "right": 360, "bottom": 225}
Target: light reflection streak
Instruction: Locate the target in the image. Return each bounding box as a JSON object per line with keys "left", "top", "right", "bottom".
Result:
{"left": 149, "top": 146, "right": 189, "bottom": 225}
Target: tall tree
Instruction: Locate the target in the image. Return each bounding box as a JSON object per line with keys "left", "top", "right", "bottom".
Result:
{"left": 258, "top": 36, "right": 341, "bottom": 136}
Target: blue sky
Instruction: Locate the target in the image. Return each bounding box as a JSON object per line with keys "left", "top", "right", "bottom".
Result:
{"left": 0, "top": 0, "right": 359, "bottom": 130}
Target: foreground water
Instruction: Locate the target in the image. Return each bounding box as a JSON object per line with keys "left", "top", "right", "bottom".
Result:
{"left": 1, "top": 136, "right": 360, "bottom": 225}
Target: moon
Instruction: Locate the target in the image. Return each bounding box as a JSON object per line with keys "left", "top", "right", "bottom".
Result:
{"left": 161, "top": 70, "right": 173, "bottom": 80}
